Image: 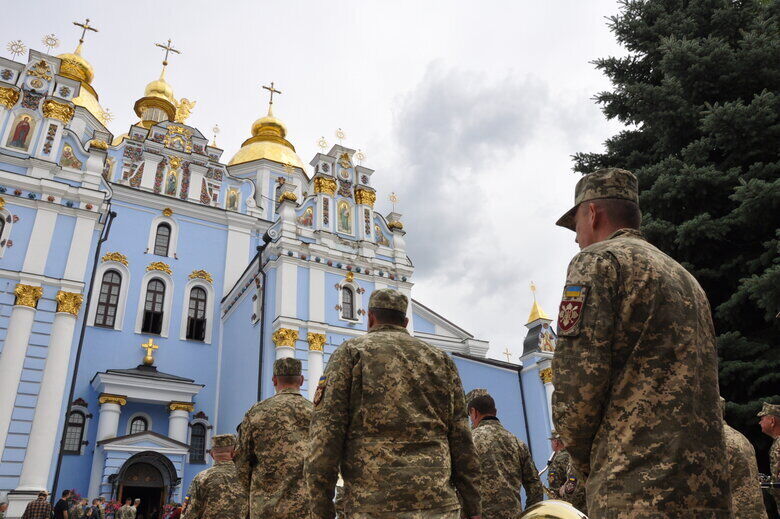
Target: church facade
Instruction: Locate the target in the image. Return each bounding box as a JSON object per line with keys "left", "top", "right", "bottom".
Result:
{"left": 0, "top": 30, "right": 558, "bottom": 518}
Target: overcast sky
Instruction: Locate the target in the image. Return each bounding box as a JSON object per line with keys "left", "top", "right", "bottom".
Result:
{"left": 4, "top": 1, "right": 626, "bottom": 361}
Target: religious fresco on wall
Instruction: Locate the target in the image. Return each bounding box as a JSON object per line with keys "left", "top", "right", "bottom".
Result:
{"left": 129, "top": 163, "right": 144, "bottom": 187}
{"left": 165, "top": 169, "right": 178, "bottom": 195}
{"left": 42, "top": 124, "right": 57, "bottom": 155}
{"left": 364, "top": 208, "right": 371, "bottom": 236}
{"left": 322, "top": 198, "right": 329, "bottom": 226}
{"left": 226, "top": 188, "right": 240, "bottom": 211}
{"left": 297, "top": 206, "right": 314, "bottom": 227}
{"left": 6, "top": 114, "right": 35, "bottom": 151}
{"left": 59, "top": 144, "right": 83, "bottom": 169}
{"left": 375, "top": 225, "right": 390, "bottom": 246}
{"left": 337, "top": 200, "right": 352, "bottom": 234}
{"left": 102, "top": 157, "right": 115, "bottom": 181}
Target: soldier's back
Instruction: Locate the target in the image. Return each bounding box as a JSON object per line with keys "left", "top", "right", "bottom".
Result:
{"left": 558, "top": 229, "right": 730, "bottom": 517}
{"left": 240, "top": 389, "right": 312, "bottom": 518}
{"left": 184, "top": 461, "right": 247, "bottom": 519}
{"left": 472, "top": 419, "right": 541, "bottom": 518}
{"left": 724, "top": 423, "right": 767, "bottom": 519}
{"left": 338, "top": 324, "right": 466, "bottom": 512}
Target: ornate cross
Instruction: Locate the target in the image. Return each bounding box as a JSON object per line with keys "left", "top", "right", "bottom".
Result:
{"left": 155, "top": 38, "right": 181, "bottom": 66}
{"left": 530, "top": 281, "right": 537, "bottom": 301}
{"left": 502, "top": 348, "right": 513, "bottom": 362}
{"left": 141, "top": 338, "right": 159, "bottom": 365}
{"left": 389, "top": 192, "right": 398, "bottom": 212}
{"left": 263, "top": 81, "right": 282, "bottom": 106}
{"left": 73, "top": 18, "right": 98, "bottom": 44}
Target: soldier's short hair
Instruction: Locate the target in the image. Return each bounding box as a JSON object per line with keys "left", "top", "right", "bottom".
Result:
{"left": 369, "top": 307, "right": 406, "bottom": 325}
{"left": 467, "top": 394, "right": 497, "bottom": 416}
{"left": 593, "top": 198, "right": 642, "bottom": 229}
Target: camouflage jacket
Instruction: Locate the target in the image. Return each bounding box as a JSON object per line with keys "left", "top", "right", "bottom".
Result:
{"left": 771, "top": 436, "right": 780, "bottom": 506}
{"left": 552, "top": 229, "right": 731, "bottom": 518}
{"left": 723, "top": 422, "right": 767, "bottom": 519}
{"left": 181, "top": 460, "right": 247, "bottom": 519}
{"left": 234, "top": 388, "right": 313, "bottom": 519}
{"left": 561, "top": 457, "right": 587, "bottom": 515}
{"left": 115, "top": 505, "right": 134, "bottom": 519}
{"left": 305, "top": 324, "right": 481, "bottom": 518}
{"left": 548, "top": 450, "right": 570, "bottom": 491}
{"left": 472, "top": 418, "right": 542, "bottom": 518}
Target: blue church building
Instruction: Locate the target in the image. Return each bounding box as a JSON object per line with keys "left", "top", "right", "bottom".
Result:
{"left": 0, "top": 29, "right": 559, "bottom": 518}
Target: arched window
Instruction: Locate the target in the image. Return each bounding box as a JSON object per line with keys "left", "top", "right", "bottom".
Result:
{"left": 186, "top": 287, "right": 207, "bottom": 341}
{"left": 63, "top": 411, "right": 85, "bottom": 453}
{"left": 341, "top": 287, "right": 354, "bottom": 320}
{"left": 129, "top": 416, "right": 148, "bottom": 434}
{"left": 141, "top": 279, "right": 165, "bottom": 334}
{"left": 153, "top": 223, "right": 171, "bottom": 256}
{"left": 190, "top": 423, "right": 206, "bottom": 463}
{"left": 95, "top": 270, "right": 122, "bottom": 328}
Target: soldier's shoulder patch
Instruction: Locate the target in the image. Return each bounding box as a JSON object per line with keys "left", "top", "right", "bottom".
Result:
{"left": 313, "top": 375, "right": 327, "bottom": 406}
{"left": 557, "top": 284, "right": 588, "bottom": 336}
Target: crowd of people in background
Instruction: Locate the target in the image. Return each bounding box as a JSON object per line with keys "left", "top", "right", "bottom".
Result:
{"left": 0, "top": 490, "right": 184, "bottom": 519}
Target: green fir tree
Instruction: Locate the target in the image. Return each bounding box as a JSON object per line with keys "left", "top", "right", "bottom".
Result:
{"left": 575, "top": 0, "right": 780, "bottom": 470}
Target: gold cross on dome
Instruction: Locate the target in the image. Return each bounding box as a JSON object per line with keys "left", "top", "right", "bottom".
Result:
{"left": 502, "top": 348, "right": 512, "bottom": 362}
{"left": 389, "top": 192, "right": 398, "bottom": 212}
{"left": 141, "top": 338, "right": 159, "bottom": 365}
{"left": 155, "top": 38, "right": 181, "bottom": 66}
{"left": 263, "top": 81, "right": 282, "bottom": 106}
{"left": 73, "top": 18, "right": 98, "bottom": 44}
{"left": 530, "top": 281, "right": 537, "bottom": 301}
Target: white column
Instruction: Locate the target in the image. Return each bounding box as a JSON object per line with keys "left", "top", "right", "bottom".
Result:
{"left": 307, "top": 332, "right": 326, "bottom": 400}
{"left": 309, "top": 269, "right": 324, "bottom": 322}
{"left": 272, "top": 327, "right": 298, "bottom": 360}
{"left": 168, "top": 405, "right": 191, "bottom": 443}
{"left": 22, "top": 208, "right": 58, "bottom": 274}
{"left": 63, "top": 217, "right": 97, "bottom": 281}
{"left": 0, "top": 285, "right": 42, "bottom": 460}
{"left": 16, "top": 298, "right": 80, "bottom": 491}
{"left": 539, "top": 362, "right": 554, "bottom": 431}
{"left": 275, "top": 260, "right": 298, "bottom": 318}
{"left": 95, "top": 398, "right": 124, "bottom": 442}
{"left": 87, "top": 446, "right": 106, "bottom": 499}
{"left": 140, "top": 152, "right": 162, "bottom": 191}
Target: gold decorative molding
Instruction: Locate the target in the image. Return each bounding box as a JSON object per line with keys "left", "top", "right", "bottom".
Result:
{"left": 189, "top": 269, "right": 213, "bottom": 284}
{"left": 162, "top": 207, "right": 173, "bottom": 217}
{"left": 0, "top": 87, "right": 20, "bottom": 109}
{"left": 278, "top": 191, "right": 298, "bottom": 203}
{"left": 308, "top": 332, "right": 326, "bottom": 352}
{"left": 147, "top": 261, "right": 172, "bottom": 275}
{"left": 168, "top": 156, "right": 182, "bottom": 170}
{"left": 0, "top": 196, "right": 5, "bottom": 209}
{"left": 387, "top": 220, "right": 404, "bottom": 230}
{"left": 42, "top": 99, "right": 75, "bottom": 124}
{"left": 101, "top": 252, "right": 128, "bottom": 265}
{"left": 355, "top": 188, "right": 376, "bottom": 207}
{"left": 98, "top": 393, "right": 127, "bottom": 406}
{"left": 14, "top": 284, "right": 43, "bottom": 308}
{"left": 168, "top": 401, "right": 194, "bottom": 412}
{"left": 55, "top": 290, "right": 83, "bottom": 316}
{"left": 28, "top": 60, "right": 53, "bottom": 81}
{"left": 314, "top": 177, "right": 337, "bottom": 196}
{"left": 88, "top": 139, "right": 109, "bottom": 150}
{"left": 345, "top": 271, "right": 355, "bottom": 282}
{"left": 272, "top": 328, "right": 299, "bottom": 348}
{"left": 539, "top": 367, "right": 553, "bottom": 384}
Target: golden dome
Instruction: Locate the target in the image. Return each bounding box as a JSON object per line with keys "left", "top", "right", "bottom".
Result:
{"left": 143, "top": 72, "right": 175, "bottom": 105}
{"left": 133, "top": 67, "right": 177, "bottom": 126}
{"left": 56, "top": 43, "right": 108, "bottom": 125}
{"left": 228, "top": 105, "right": 303, "bottom": 168}
{"left": 527, "top": 300, "right": 551, "bottom": 324}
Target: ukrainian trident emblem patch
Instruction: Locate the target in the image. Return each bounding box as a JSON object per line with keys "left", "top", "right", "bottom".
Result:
{"left": 557, "top": 285, "right": 587, "bottom": 335}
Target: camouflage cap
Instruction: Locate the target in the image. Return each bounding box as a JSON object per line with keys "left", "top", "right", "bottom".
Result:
{"left": 273, "top": 357, "right": 302, "bottom": 377}
{"left": 368, "top": 288, "right": 408, "bottom": 313}
{"left": 210, "top": 434, "right": 236, "bottom": 449}
{"left": 757, "top": 402, "right": 780, "bottom": 418}
{"left": 465, "top": 388, "right": 490, "bottom": 407}
{"left": 556, "top": 168, "right": 639, "bottom": 231}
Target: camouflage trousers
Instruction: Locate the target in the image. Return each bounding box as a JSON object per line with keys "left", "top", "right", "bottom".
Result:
{"left": 344, "top": 508, "right": 460, "bottom": 519}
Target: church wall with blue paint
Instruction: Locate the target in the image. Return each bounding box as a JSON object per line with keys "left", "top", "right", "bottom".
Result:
{"left": 0, "top": 30, "right": 560, "bottom": 518}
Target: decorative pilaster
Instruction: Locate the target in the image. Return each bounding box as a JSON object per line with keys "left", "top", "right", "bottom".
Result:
{"left": 55, "top": 290, "right": 83, "bottom": 315}
{"left": 95, "top": 394, "right": 126, "bottom": 443}
{"left": 538, "top": 362, "right": 554, "bottom": 430}
{"left": 307, "top": 332, "right": 326, "bottom": 400}
{"left": 355, "top": 187, "right": 376, "bottom": 241}
{"left": 272, "top": 327, "right": 298, "bottom": 359}
{"left": 0, "top": 284, "right": 43, "bottom": 458}
{"left": 42, "top": 99, "right": 75, "bottom": 124}
{"left": 168, "top": 402, "right": 193, "bottom": 443}
{"left": 314, "top": 176, "right": 336, "bottom": 232}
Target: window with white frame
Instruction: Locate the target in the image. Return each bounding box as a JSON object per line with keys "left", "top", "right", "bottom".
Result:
{"left": 186, "top": 287, "right": 207, "bottom": 341}
{"left": 129, "top": 416, "right": 148, "bottom": 434}
{"left": 341, "top": 287, "right": 355, "bottom": 320}
{"left": 141, "top": 279, "right": 165, "bottom": 334}
{"left": 63, "top": 411, "right": 85, "bottom": 453}
{"left": 95, "top": 270, "right": 121, "bottom": 328}
{"left": 190, "top": 423, "right": 207, "bottom": 463}
{"left": 153, "top": 223, "right": 171, "bottom": 256}
{"left": 146, "top": 216, "right": 179, "bottom": 259}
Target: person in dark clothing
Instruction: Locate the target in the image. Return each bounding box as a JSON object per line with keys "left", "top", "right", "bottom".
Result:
{"left": 54, "top": 489, "right": 72, "bottom": 519}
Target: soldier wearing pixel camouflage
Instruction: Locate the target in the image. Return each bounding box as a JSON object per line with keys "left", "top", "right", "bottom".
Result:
{"left": 466, "top": 389, "right": 542, "bottom": 518}
{"left": 551, "top": 168, "right": 731, "bottom": 518}
{"left": 305, "top": 288, "right": 482, "bottom": 519}
{"left": 234, "top": 357, "right": 313, "bottom": 519}
{"left": 181, "top": 434, "right": 247, "bottom": 519}
{"left": 547, "top": 432, "right": 586, "bottom": 515}
{"left": 720, "top": 398, "right": 767, "bottom": 519}
{"left": 758, "top": 402, "right": 780, "bottom": 514}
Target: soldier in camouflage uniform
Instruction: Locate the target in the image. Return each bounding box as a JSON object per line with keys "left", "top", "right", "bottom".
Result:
{"left": 306, "top": 288, "right": 482, "bottom": 519}
{"left": 234, "top": 357, "right": 313, "bottom": 519}
{"left": 720, "top": 398, "right": 767, "bottom": 519}
{"left": 759, "top": 402, "right": 780, "bottom": 515}
{"left": 547, "top": 431, "right": 569, "bottom": 495}
{"left": 552, "top": 168, "right": 731, "bottom": 518}
{"left": 116, "top": 499, "right": 133, "bottom": 519}
{"left": 182, "top": 434, "right": 247, "bottom": 519}
{"left": 465, "top": 388, "right": 542, "bottom": 517}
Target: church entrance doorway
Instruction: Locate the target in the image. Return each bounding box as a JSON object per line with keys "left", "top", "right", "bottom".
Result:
{"left": 115, "top": 451, "right": 180, "bottom": 519}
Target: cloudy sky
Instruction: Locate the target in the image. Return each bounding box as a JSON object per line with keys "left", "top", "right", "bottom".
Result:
{"left": 4, "top": 1, "right": 626, "bottom": 360}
